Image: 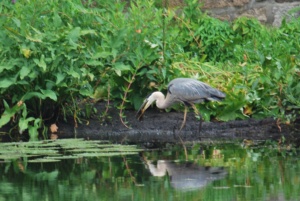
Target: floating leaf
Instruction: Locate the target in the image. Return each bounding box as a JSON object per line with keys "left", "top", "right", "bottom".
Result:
{"left": 28, "top": 158, "right": 60, "bottom": 163}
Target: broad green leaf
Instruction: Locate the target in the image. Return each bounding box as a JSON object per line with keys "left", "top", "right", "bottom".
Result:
{"left": 80, "top": 29, "right": 97, "bottom": 36}
{"left": 112, "top": 49, "right": 118, "bottom": 59}
{"left": 0, "top": 111, "right": 13, "bottom": 128}
{"left": 81, "top": 68, "right": 95, "bottom": 80}
{"left": 67, "top": 27, "right": 81, "bottom": 43}
{"left": 113, "top": 62, "right": 131, "bottom": 71}
{"left": 28, "top": 119, "right": 41, "bottom": 141}
{"left": 67, "top": 70, "right": 80, "bottom": 79}
{"left": 46, "top": 80, "right": 55, "bottom": 90}
{"left": 20, "top": 66, "right": 31, "bottom": 79}
{"left": 114, "top": 69, "right": 121, "bottom": 76}
{"left": 21, "top": 104, "right": 28, "bottom": 117}
{"left": 0, "top": 77, "right": 16, "bottom": 88}
{"left": 19, "top": 117, "right": 35, "bottom": 134}
{"left": 16, "top": 80, "right": 29, "bottom": 85}
{"left": 53, "top": 12, "right": 62, "bottom": 27}
{"left": 0, "top": 65, "right": 15, "bottom": 73}
{"left": 23, "top": 92, "right": 46, "bottom": 100}
{"left": 0, "top": 114, "right": 11, "bottom": 128}
{"left": 12, "top": 17, "right": 21, "bottom": 28}
{"left": 33, "top": 55, "right": 46, "bottom": 71}
{"left": 40, "top": 89, "right": 57, "bottom": 101}
{"left": 55, "top": 73, "right": 65, "bottom": 85}
{"left": 242, "top": 27, "right": 249, "bottom": 35}
{"left": 79, "top": 88, "right": 93, "bottom": 97}
{"left": 0, "top": 100, "right": 22, "bottom": 128}
{"left": 92, "top": 52, "right": 112, "bottom": 59}
{"left": 88, "top": 73, "right": 94, "bottom": 81}
{"left": 85, "top": 60, "right": 103, "bottom": 66}
{"left": 3, "top": 100, "right": 9, "bottom": 109}
{"left": 79, "top": 84, "right": 93, "bottom": 97}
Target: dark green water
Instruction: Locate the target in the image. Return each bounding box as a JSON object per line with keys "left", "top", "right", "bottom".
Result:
{"left": 0, "top": 141, "right": 300, "bottom": 201}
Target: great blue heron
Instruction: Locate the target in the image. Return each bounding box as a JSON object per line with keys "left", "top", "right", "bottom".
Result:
{"left": 136, "top": 78, "right": 225, "bottom": 131}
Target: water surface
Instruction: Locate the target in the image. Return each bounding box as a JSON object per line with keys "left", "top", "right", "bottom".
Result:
{"left": 0, "top": 140, "right": 299, "bottom": 201}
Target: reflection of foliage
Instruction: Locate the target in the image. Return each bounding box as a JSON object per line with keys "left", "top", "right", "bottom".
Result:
{"left": 0, "top": 153, "right": 147, "bottom": 201}
{"left": 1, "top": 141, "right": 299, "bottom": 200}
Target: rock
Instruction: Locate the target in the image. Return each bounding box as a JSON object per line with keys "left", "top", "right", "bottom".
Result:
{"left": 164, "top": 0, "right": 300, "bottom": 26}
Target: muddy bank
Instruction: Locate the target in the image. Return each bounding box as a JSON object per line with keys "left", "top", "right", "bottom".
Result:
{"left": 54, "top": 103, "right": 300, "bottom": 144}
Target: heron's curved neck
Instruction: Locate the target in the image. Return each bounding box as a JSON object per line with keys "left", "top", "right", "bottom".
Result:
{"left": 151, "top": 91, "right": 169, "bottom": 109}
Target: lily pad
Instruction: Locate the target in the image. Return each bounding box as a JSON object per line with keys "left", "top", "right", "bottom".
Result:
{"left": 0, "top": 138, "right": 141, "bottom": 163}
{"left": 28, "top": 158, "right": 61, "bottom": 163}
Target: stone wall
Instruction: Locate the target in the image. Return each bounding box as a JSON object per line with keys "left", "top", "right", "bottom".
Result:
{"left": 167, "top": 0, "right": 300, "bottom": 26}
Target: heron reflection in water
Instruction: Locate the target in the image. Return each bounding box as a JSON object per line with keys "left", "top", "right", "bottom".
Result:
{"left": 136, "top": 78, "right": 225, "bottom": 132}
{"left": 146, "top": 160, "right": 227, "bottom": 190}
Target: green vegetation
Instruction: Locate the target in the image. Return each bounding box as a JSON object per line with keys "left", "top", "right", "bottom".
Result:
{"left": 0, "top": 0, "right": 299, "bottom": 140}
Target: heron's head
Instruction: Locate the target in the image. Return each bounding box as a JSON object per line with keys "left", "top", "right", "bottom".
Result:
{"left": 136, "top": 93, "right": 158, "bottom": 120}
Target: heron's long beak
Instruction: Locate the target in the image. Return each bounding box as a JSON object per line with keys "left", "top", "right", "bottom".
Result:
{"left": 136, "top": 99, "right": 151, "bottom": 121}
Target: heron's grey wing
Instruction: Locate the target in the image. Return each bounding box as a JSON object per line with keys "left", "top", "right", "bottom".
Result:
{"left": 167, "top": 78, "right": 225, "bottom": 104}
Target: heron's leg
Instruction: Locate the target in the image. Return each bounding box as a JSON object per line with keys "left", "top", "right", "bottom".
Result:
{"left": 179, "top": 106, "right": 188, "bottom": 132}
{"left": 191, "top": 104, "right": 203, "bottom": 134}
{"left": 176, "top": 106, "right": 188, "bottom": 160}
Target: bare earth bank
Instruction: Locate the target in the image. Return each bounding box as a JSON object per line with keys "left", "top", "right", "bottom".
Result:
{"left": 55, "top": 103, "right": 300, "bottom": 144}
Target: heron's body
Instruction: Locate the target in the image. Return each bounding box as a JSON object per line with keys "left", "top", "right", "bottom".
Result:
{"left": 166, "top": 78, "right": 225, "bottom": 107}
{"left": 137, "top": 78, "right": 225, "bottom": 131}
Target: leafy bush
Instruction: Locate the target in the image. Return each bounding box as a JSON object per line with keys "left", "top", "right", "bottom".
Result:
{"left": 0, "top": 1, "right": 101, "bottom": 140}
{"left": 0, "top": 0, "right": 299, "bottom": 140}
